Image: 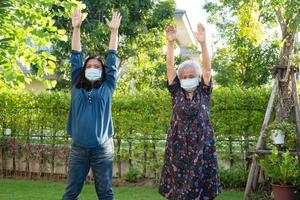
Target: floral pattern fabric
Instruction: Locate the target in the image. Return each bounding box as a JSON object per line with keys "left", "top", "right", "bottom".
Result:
{"left": 159, "top": 76, "right": 221, "bottom": 200}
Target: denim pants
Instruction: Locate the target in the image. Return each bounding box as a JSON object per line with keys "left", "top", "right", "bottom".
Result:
{"left": 62, "top": 138, "right": 114, "bottom": 200}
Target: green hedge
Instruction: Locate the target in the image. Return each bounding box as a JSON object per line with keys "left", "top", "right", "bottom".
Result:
{"left": 0, "top": 89, "right": 70, "bottom": 145}
{"left": 0, "top": 87, "right": 272, "bottom": 149}
{"left": 211, "top": 87, "right": 271, "bottom": 161}
{"left": 0, "top": 86, "right": 272, "bottom": 179}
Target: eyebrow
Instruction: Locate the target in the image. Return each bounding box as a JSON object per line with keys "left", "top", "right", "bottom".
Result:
{"left": 87, "top": 64, "right": 102, "bottom": 67}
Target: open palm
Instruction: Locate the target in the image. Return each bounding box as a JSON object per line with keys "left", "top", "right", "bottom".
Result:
{"left": 106, "top": 12, "right": 122, "bottom": 30}
{"left": 72, "top": 9, "right": 83, "bottom": 28}
{"left": 195, "top": 23, "right": 206, "bottom": 43}
{"left": 166, "top": 25, "right": 176, "bottom": 42}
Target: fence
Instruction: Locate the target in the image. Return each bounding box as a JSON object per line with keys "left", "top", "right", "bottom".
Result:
{"left": 0, "top": 133, "right": 256, "bottom": 181}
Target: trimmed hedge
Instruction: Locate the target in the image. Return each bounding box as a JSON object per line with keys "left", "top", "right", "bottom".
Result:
{"left": 0, "top": 87, "right": 271, "bottom": 143}
{"left": 0, "top": 87, "right": 272, "bottom": 148}
{"left": 0, "top": 86, "right": 272, "bottom": 180}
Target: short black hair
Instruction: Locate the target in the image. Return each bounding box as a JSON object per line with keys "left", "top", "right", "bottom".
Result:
{"left": 75, "top": 56, "right": 105, "bottom": 90}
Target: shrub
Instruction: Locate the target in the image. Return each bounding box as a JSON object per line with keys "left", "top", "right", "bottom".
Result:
{"left": 259, "top": 147, "right": 300, "bottom": 186}
{"left": 123, "top": 168, "right": 142, "bottom": 183}
{"left": 219, "top": 164, "right": 248, "bottom": 189}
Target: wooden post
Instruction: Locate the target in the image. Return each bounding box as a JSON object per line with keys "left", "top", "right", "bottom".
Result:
{"left": 51, "top": 132, "right": 56, "bottom": 176}
{"left": 229, "top": 135, "right": 234, "bottom": 167}
{"left": 12, "top": 135, "right": 16, "bottom": 177}
{"left": 1, "top": 146, "right": 6, "bottom": 178}
{"left": 143, "top": 143, "right": 147, "bottom": 177}
{"left": 256, "top": 79, "right": 279, "bottom": 150}
{"left": 291, "top": 74, "right": 300, "bottom": 159}
{"left": 128, "top": 139, "right": 133, "bottom": 169}
{"left": 244, "top": 126, "right": 250, "bottom": 167}
{"left": 153, "top": 142, "right": 158, "bottom": 181}
{"left": 117, "top": 138, "right": 122, "bottom": 178}
{"left": 64, "top": 147, "right": 69, "bottom": 179}
{"left": 244, "top": 79, "right": 278, "bottom": 200}
{"left": 252, "top": 160, "right": 260, "bottom": 190}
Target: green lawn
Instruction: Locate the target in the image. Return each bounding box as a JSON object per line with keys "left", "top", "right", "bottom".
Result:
{"left": 0, "top": 179, "right": 243, "bottom": 200}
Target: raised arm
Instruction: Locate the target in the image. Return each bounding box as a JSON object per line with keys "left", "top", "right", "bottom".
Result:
{"left": 106, "top": 12, "right": 122, "bottom": 51}
{"left": 70, "top": 9, "right": 84, "bottom": 85}
{"left": 195, "top": 23, "right": 211, "bottom": 85}
{"left": 103, "top": 12, "right": 122, "bottom": 91}
{"left": 166, "top": 25, "right": 177, "bottom": 85}
{"left": 71, "top": 9, "right": 83, "bottom": 51}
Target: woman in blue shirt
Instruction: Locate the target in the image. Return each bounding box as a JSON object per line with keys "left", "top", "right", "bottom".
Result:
{"left": 62, "top": 9, "right": 122, "bottom": 200}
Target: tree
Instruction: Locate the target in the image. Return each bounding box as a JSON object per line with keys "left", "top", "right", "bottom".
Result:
{"left": 204, "top": 0, "right": 281, "bottom": 88}
{"left": 206, "top": 1, "right": 300, "bottom": 198}
{"left": 53, "top": 0, "right": 175, "bottom": 90}
{"left": 212, "top": 35, "right": 280, "bottom": 88}
{"left": 0, "top": 0, "right": 84, "bottom": 87}
{"left": 0, "top": 0, "right": 11, "bottom": 87}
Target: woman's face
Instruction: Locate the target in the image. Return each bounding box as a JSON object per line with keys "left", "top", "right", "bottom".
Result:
{"left": 180, "top": 67, "right": 197, "bottom": 80}
{"left": 86, "top": 58, "right": 103, "bottom": 71}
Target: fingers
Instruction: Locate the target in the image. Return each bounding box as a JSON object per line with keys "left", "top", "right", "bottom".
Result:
{"left": 72, "top": 8, "right": 81, "bottom": 18}
{"left": 166, "top": 25, "right": 176, "bottom": 42}
{"left": 166, "top": 25, "right": 176, "bottom": 34}
{"left": 105, "top": 17, "right": 110, "bottom": 26}
{"left": 107, "top": 11, "right": 122, "bottom": 27}
{"left": 112, "top": 11, "right": 122, "bottom": 22}
{"left": 106, "top": 11, "right": 122, "bottom": 29}
{"left": 197, "top": 23, "right": 205, "bottom": 31}
{"left": 167, "top": 25, "right": 175, "bottom": 30}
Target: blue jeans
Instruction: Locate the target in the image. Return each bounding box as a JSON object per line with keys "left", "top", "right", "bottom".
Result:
{"left": 62, "top": 138, "right": 114, "bottom": 200}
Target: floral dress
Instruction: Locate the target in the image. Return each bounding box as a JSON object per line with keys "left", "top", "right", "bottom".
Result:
{"left": 159, "top": 76, "right": 221, "bottom": 200}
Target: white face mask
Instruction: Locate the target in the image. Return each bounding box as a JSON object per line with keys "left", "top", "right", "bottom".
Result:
{"left": 180, "top": 78, "right": 199, "bottom": 92}
{"left": 85, "top": 68, "right": 102, "bottom": 82}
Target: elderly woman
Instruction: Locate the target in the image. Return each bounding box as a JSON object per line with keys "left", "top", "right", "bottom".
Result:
{"left": 159, "top": 24, "right": 221, "bottom": 200}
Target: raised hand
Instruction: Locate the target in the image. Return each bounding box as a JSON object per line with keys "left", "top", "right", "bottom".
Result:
{"left": 106, "top": 12, "right": 122, "bottom": 30}
{"left": 195, "top": 23, "right": 206, "bottom": 43}
{"left": 166, "top": 25, "right": 176, "bottom": 42}
{"left": 72, "top": 8, "right": 83, "bottom": 28}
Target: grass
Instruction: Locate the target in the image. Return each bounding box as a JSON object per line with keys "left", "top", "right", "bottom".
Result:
{"left": 0, "top": 179, "right": 243, "bottom": 200}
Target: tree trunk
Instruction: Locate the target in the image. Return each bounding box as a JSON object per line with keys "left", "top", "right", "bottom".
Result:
{"left": 277, "top": 27, "right": 296, "bottom": 122}
{"left": 291, "top": 74, "right": 300, "bottom": 160}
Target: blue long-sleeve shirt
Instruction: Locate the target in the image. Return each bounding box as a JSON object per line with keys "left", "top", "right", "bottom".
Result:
{"left": 67, "top": 50, "right": 118, "bottom": 148}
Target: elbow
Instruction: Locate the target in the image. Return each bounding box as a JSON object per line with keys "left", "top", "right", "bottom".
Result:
{"left": 202, "top": 69, "right": 211, "bottom": 78}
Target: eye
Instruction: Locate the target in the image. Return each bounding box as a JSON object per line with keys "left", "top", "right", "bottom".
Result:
{"left": 87, "top": 65, "right": 101, "bottom": 69}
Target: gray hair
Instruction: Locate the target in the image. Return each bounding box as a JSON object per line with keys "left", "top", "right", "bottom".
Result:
{"left": 177, "top": 60, "right": 201, "bottom": 79}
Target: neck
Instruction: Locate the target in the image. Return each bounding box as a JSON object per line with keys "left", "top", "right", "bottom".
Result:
{"left": 186, "top": 91, "right": 194, "bottom": 99}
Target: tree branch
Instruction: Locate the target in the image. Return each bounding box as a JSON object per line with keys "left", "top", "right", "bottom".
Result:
{"left": 276, "top": 9, "right": 287, "bottom": 37}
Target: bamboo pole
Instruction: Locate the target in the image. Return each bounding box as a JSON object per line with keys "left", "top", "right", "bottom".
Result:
{"left": 256, "top": 79, "right": 279, "bottom": 150}
{"left": 244, "top": 79, "right": 278, "bottom": 200}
